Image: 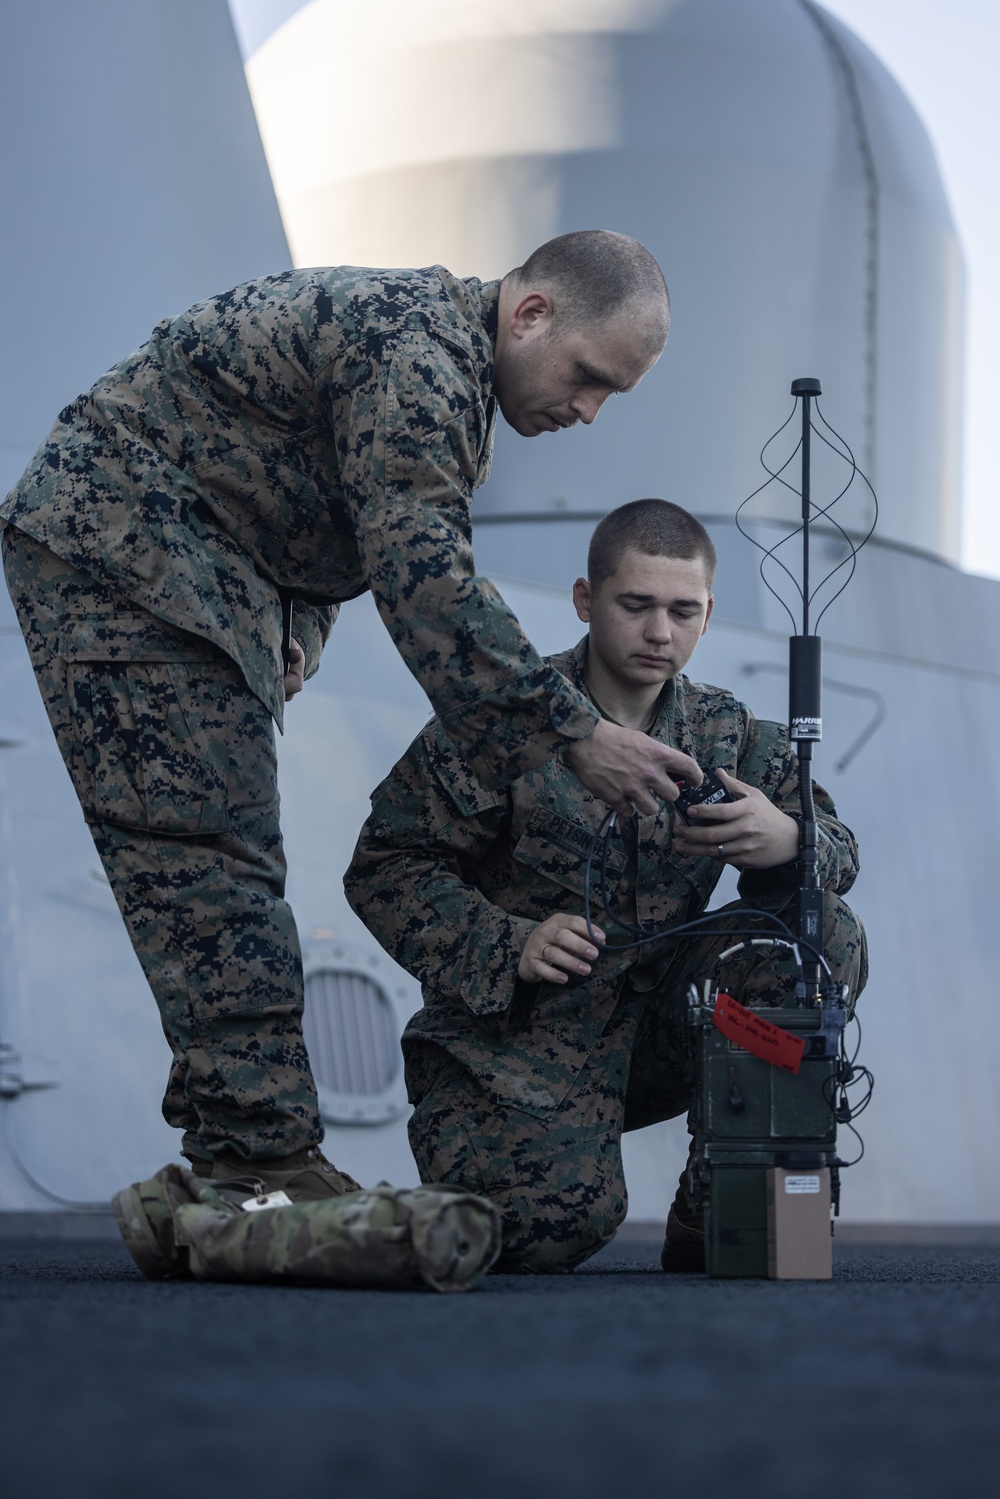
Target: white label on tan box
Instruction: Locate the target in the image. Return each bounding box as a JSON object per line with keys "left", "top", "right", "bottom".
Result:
{"left": 784, "top": 1175, "right": 821, "bottom": 1194}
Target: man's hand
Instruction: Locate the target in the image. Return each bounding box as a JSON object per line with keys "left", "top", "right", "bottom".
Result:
{"left": 564, "top": 718, "right": 702, "bottom": 816}
{"left": 518, "top": 913, "right": 605, "bottom": 984}
{"left": 671, "top": 768, "right": 800, "bottom": 869}
{"left": 283, "top": 638, "right": 305, "bottom": 702}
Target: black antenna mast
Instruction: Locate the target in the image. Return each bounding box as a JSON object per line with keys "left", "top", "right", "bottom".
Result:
{"left": 789, "top": 377, "right": 824, "bottom": 999}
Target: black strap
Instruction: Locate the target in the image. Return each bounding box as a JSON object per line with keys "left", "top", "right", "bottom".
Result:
{"left": 278, "top": 588, "right": 294, "bottom": 677}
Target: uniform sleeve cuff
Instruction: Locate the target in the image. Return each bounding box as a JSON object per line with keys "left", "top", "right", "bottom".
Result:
{"left": 457, "top": 913, "right": 537, "bottom": 1016}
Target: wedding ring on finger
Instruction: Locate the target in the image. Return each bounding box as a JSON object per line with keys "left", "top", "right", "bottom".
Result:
{"left": 717, "top": 843, "right": 725, "bottom": 858}
{"left": 542, "top": 944, "right": 551, "bottom": 960}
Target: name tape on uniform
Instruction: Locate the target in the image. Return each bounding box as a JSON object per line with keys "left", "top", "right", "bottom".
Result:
{"left": 712, "top": 992, "right": 806, "bottom": 1075}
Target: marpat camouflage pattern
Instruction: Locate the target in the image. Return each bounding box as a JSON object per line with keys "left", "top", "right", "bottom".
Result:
{"left": 0, "top": 264, "right": 601, "bottom": 1165}
{"left": 1, "top": 266, "right": 597, "bottom": 766}
{"left": 2, "top": 526, "right": 322, "bottom": 1161}
{"left": 345, "top": 638, "right": 867, "bottom": 1271}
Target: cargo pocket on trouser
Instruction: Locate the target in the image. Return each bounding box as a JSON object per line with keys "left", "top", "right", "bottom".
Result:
{"left": 59, "top": 616, "right": 230, "bottom": 835}
{"left": 406, "top": 1057, "right": 617, "bottom": 1273}
{"left": 408, "top": 1060, "right": 517, "bottom": 1201}
{"left": 56, "top": 615, "right": 316, "bottom": 1157}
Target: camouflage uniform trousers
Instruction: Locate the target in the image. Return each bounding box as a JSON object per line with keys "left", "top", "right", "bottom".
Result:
{"left": 1, "top": 525, "right": 322, "bottom": 1164}
{"left": 407, "top": 890, "right": 866, "bottom": 1274}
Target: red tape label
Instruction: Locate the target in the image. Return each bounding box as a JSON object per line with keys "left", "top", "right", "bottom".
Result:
{"left": 712, "top": 992, "right": 806, "bottom": 1075}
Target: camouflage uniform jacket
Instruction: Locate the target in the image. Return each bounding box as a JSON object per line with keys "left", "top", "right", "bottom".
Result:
{"left": 0, "top": 266, "right": 597, "bottom": 767}
{"left": 345, "top": 638, "right": 860, "bottom": 1115}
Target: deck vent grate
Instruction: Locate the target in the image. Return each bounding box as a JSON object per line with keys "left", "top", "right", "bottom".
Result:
{"left": 302, "top": 968, "right": 399, "bottom": 1096}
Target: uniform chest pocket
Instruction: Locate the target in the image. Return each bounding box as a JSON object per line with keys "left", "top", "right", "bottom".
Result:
{"left": 60, "top": 618, "right": 231, "bottom": 837}
{"left": 512, "top": 808, "right": 627, "bottom": 899}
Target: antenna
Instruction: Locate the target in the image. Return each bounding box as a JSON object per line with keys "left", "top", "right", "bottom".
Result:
{"left": 789, "top": 376, "right": 825, "bottom": 999}
{"left": 736, "top": 376, "right": 878, "bottom": 1001}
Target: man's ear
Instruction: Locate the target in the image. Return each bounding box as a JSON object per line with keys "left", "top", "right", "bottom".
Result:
{"left": 573, "top": 577, "right": 592, "bottom": 623}
{"left": 701, "top": 595, "right": 714, "bottom": 635}
{"left": 509, "top": 290, "right": 554, "bottom": 341}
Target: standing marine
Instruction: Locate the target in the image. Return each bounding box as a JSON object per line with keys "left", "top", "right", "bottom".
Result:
{"left": 1, "top": 231, "right": 701, "bottom": 1203}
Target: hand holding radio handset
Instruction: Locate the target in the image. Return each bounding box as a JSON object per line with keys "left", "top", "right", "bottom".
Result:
{"left": 564, "top": 718, "right": 704, "bottom": 817}
{"left": 670, "top": 766, "right": 800, "bottom": 870}
{"left": 523, "top": 756, "right": 799, "bottom": 984}
{"left": 566, "top": 722, "right": 799, "bottom": 869}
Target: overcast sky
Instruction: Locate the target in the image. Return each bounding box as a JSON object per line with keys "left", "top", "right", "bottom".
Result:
{"left": 228, "top": 0, "right": 1000, "bottom": 577}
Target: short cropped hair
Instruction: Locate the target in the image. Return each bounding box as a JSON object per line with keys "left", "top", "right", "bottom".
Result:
{"left": 588, "top": 499, "right": 717, "bottom": 590}
{"left": 506, "top": 230, "right": 670, "bottom": 348}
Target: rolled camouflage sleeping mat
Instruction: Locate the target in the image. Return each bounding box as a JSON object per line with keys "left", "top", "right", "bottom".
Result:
{"left": 113, "top": 1163, "right": 501, "bottom": 1293}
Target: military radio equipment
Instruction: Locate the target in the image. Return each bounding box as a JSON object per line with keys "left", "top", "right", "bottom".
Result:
{"left": 672, "top": 768, "right": 735, "bottom": 825}
{"left": 689, "top": 376, "right": 876, "bottom": 1278}
{"left": 686, "top": 975, "right": 848, "bottom": 1277}
{"left": 581, "top": 377, "right": 875, "bottom": 1277}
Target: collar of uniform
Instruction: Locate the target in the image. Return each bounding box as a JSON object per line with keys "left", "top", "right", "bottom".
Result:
{"left": 553, "top": 636, "right": 679, "bottom": 741}
{"left": 445, "top": 273, "right": 500, "bottom": 355}
{"left": 478, "top": 279, "right": 500, "bottom": 344}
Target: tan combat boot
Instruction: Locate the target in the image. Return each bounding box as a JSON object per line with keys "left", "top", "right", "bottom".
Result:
{"left": 189, "top": 1145, "right": 361, "bottom": 1204}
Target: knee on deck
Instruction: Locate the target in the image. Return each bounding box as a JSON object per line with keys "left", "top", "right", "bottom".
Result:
{"left": 491, "top": 1182, "right": 627, "bottom": 1274}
